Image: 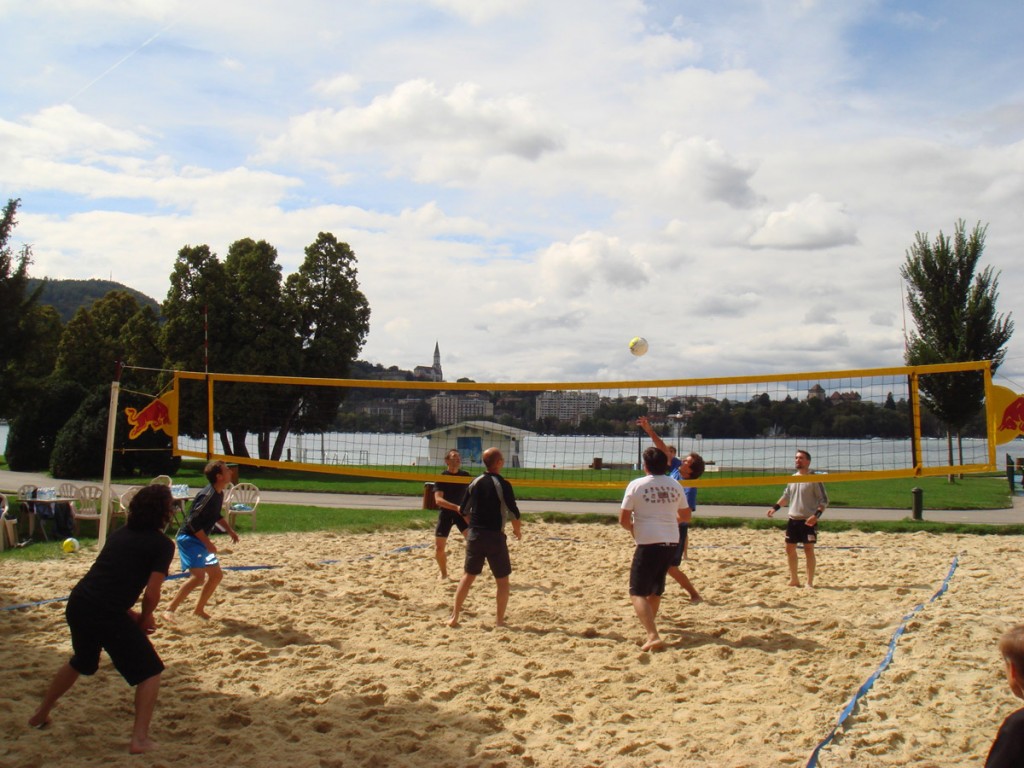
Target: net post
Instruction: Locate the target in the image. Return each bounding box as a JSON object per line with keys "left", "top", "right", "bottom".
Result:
{"left": 908, "top": 371, "right": 922, "bottom": 473}
{"left": 98, "top": 362, "right": 124, "bottom": 548}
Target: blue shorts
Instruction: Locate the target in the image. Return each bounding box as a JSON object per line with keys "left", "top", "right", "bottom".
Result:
{"left": 176, "top": 533, "right": 220, "bottom": 571}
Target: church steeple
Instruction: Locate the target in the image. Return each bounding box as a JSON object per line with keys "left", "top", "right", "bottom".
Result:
{"left": 413, "top": 342, "right": 444, "bottom": 382}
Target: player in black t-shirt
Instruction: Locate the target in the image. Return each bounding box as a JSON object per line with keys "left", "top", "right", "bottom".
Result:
{"left": 433, "top": 449, "right": 471, "bottom": 580}
{"left": 447, "top": 448, "right": 522, "bottom": 628}
{"left": 28, "top": 484, "right": 175, "bottom": 754}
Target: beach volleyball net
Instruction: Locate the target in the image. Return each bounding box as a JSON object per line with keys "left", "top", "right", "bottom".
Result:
{"left": 145, "top": 361, "right": 1002, "bottom": 490}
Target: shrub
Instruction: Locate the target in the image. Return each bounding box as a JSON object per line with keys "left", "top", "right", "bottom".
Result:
{"left": 5, "top": 379, "right": 87, "bottom": 470}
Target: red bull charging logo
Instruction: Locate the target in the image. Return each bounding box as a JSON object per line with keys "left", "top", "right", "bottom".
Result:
{"left": 124, "top": 390, "right": 177, "bottom": 440}
{"left": 991, "top": 385, "right": 1024, "bottom": 445}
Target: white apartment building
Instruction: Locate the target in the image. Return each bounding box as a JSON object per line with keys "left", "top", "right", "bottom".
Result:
{"left": 535, "top": 390, "right": 600, "bottom": 426}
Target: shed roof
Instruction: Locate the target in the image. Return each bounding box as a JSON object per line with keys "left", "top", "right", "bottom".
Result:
{"left": 420, "top": 420, "right": 536, "bottom": 439}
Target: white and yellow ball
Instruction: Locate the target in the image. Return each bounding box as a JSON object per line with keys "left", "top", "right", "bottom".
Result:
{"left": 62, "top": 537, "right": 80, "bottom": 553}
{"left": 629, "top": 336, "right": 649, "bottom": 356}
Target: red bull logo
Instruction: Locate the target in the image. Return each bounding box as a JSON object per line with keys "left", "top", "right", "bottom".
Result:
{"left": 999, "top": 397, "right": 1024, "bottom": 432}
{"left": 125, "top": 390, "right": 177, "bottom": 440}
{"left": 992, "top": 385, "right": 1024, "bottom": 445}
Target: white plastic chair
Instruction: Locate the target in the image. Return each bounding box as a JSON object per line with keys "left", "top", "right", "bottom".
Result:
{"left": 74, "top": 485, "right": 106, "bottom": 535}
{"left": 58, "top": 482, "right": 78, "bottom": 499}
{"left": 225, "top": 482, "right": 260, "bottom": 531}
{"left": 149, "top": 475, "right": 172, "bottom": 486}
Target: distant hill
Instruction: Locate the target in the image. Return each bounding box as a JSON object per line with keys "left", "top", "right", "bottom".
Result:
{"left": 27, "top": 278, "right": 161, "bottom": 323}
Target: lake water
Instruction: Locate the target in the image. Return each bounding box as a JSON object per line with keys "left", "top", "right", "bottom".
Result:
{"left": 4, "top": 422, "right": 1019, "bottom": 475}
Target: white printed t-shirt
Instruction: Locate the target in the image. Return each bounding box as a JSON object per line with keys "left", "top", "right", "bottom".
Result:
{"left": 620, "top": 474, "right": 686, "bottom": 545}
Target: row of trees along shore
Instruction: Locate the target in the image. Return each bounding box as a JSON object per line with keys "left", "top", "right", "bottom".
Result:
{"left": 325, "top": 388, "right": 971, "bottom": 439}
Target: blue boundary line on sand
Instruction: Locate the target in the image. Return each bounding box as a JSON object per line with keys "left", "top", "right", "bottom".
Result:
{"left": 0, "top": 565, "right": 280, "bottom": 612}
{"left": 805, "top": 553, "right": 960, "bottom": 768}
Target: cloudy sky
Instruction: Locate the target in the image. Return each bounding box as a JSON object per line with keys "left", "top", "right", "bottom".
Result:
{"left": 3, "top": 1, "right": 1024, "bottom": 387}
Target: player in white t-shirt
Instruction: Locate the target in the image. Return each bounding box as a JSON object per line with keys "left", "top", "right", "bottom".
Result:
{"left": 619, "top": 446, "right": 689, "bottom": 652}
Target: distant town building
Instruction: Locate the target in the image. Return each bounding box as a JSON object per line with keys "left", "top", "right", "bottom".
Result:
{"left": 413, "top": 342, "right": 443, "bottom": 382}
{"left": 356, "top": 398, "right": 425, "bottom": 429}
{"left": 430, "top": 393, "right": 494, "bottom": 426}
{"left": 829, "top": 391, "right": 862, "bottom": 403}
{"left": 421, "top": 420, "right": 534, "bottom": 467}
{"left": 807, "top": 384, "right": 826, "bottom": 400}
{"left": 535, "top": 390, "right": 600, "bottom": 425}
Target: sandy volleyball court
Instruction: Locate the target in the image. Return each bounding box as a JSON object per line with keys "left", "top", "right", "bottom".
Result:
{"left": 1, "top": 523, "right": 1022, "bottom": 767}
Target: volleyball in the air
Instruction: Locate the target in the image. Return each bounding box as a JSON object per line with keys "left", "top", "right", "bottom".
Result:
{"left": 629, "top": 336, "right": 649, "bottom": 357}
{"left": 62, "top": 537, "right": 80, "bottom": 553}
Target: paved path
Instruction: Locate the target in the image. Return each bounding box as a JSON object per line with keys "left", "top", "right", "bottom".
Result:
{"left": 3, "top": 469, "right": 1023, "bottom": 525}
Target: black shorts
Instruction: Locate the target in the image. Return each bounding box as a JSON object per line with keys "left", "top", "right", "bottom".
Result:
{"left": 785, "top": 518, "right": 818, "bottom": 545}
{"left": 463, "top": 529, "right": 512, "bottom": 579}
{"left": 629, "top": 543, "right": 676, "bottom": 597}
{"left": 670, "top": 523, "right": 690, "bottom": 567}
{"left": 435, "top": 508, "right": 469, "bottom": 538}
{"left": 66, "top": 595, "right": 164, "bottom": 687}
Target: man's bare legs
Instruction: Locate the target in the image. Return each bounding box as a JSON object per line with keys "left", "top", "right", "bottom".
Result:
{"left": 163, "top": 569, "right": 204, "bottom": 621}
{"left": 631, "top": 594, "right": 665, "bottom": 651}
{"left": 435, "top": 537, "right": 450, "bottom": 580}
{"left": 495, "top": 576, "right": 510, "bottom": 626}
{"left": 28, "top": 662, "right": 80, "bottom": 728}
{"left": 448, "top": 574, "right": 511, "bottom": 627}
{"left": 447, "top": 572, "right": 476, "bottom": 627}
{"left": 129, "top": 674, "right": 161, "bottom": 754}
{"left": 667, "top": 567, "right": 702, "bottom": 603}
{"left": 193, "top": 565, "right": 223, "bottom": 618}
{"left": 805, "top": 544, "right": 816, "bottom": 588}
{"left": 163, "top": 565, "right": 222, "bottom": 620}
{"left": 785, "top": 543, "right": 801, "bottom": 586}
{"left": 29, "top": 664, "right": 160, "bottom": 754}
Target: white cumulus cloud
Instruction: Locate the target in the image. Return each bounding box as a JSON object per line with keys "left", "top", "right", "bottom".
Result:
{"left": 749, "top": 194, "right": 858, "bottom": 250}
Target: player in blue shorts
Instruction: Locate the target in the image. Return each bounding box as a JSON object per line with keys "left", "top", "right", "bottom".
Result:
{"left": 163, "top": 460, "right": 240, "bottom": 620}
